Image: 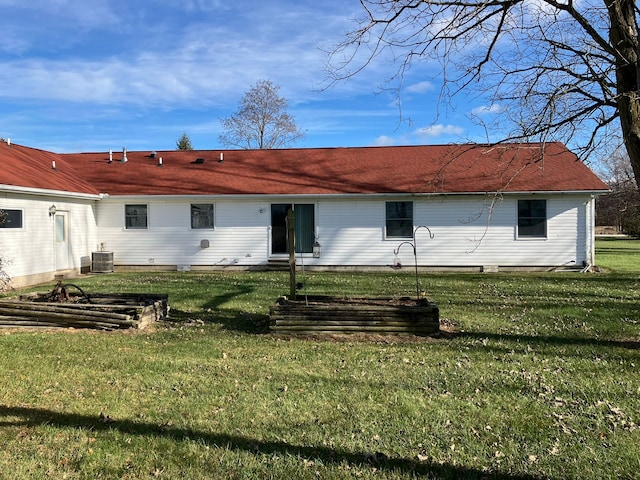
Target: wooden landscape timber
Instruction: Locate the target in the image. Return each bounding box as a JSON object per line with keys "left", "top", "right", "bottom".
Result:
{"left": 0, "top": 293, "right": 168, "bottom": 330}
{"left": 270, "top": 295, "right": 439, "bottom": 336}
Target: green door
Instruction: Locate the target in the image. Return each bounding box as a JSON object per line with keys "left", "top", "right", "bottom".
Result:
{"left": 271, "top": 204, "right": 315, "bottom": 254}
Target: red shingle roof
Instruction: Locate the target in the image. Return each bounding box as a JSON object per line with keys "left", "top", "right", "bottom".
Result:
{"left": 0, "top": 142, "right": 99, "bottom": 195}
{"left": 2, "top": 142, "right": 608, "bottom": 196}
{"left": 60, "top": 143, "right": 608, "bottom": 196}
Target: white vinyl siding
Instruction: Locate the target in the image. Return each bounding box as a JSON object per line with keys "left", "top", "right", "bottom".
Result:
{"left": 97, "top": 199, "right": 269, "bottom": 266}
{"left": 0, "top": 196, "right": 98, "bottom": 284}
{"left": 94, "top": 193, "right": 592, "bottom": 269}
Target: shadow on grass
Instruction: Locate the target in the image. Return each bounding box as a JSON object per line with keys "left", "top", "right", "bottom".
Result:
{"left": 165, "top": 308, "right": 270, "bottom": 334}
{"left": 0, "top": 404, "right": 548, "bottom": 480}
{"left": 162, "top": 281, "right": 273, "bottom": 334}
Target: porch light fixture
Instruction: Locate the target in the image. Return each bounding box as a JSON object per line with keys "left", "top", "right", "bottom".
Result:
{"left": 312, "top": 241, "right": 321, "bottom": 258}
{"left": 48, "top": 205, "right": 57, "bottom": 217}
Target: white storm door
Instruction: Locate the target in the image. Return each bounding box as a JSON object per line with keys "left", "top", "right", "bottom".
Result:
{"left": 54, "top": 212, "right": 70, "bottom": 270}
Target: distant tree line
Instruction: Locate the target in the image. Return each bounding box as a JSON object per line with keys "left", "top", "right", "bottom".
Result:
{"left": 596, "top": 153, "right": 640, "bottom": 236}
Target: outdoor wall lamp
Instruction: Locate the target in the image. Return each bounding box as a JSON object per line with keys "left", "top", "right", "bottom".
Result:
{"left": 48, "top": 205, "right": 57, "bottom": 217}
{"left": 312, "top": 241, "right": 321, "bottom": 258}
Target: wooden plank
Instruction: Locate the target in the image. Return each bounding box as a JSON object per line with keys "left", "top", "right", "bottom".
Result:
{"left": 270, "top": 315, "right": 438, "bottom": 323}
{"left": 271, "top": 327, "right": 439, "bottom": 335}
{"left": 0, "top": 316, "right": 133, "bottom": 330}
{"left": 0, "top": 307, "right": 135, "bottom": 324}
{"left": 271, "top": 323, "right": 437, "bottom": 331}
{"left": 270, "top": 329, "right": 435, "bottom": 336}
{"left": 271, "top": 304, "right": 438, "bottom": 314}
{"left": 272, "top": 319, "right": 438, "bottom": 327}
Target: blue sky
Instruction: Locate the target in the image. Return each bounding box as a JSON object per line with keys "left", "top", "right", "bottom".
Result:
{"left": 0, "top": 0, "right": 497, "bottom": 153}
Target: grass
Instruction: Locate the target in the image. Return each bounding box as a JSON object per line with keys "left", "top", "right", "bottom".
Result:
{"left": 0, "top": 239, "right": 639, "bottom": 479}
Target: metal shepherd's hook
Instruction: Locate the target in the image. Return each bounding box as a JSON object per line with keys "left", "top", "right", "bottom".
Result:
{"left": 393, "top": 226, "right": 434, "bottom": 300}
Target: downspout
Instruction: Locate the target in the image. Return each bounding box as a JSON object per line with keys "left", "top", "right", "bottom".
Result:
{"left": 582, "top": 195, "right": 596, "bottom": 272}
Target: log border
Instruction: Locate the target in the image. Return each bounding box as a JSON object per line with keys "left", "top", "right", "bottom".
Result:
{"left": 269, "top": 295, "right": 439, "bottom": 336}
{"left": 0, "top": 293, "right": 169, "bottom": 330}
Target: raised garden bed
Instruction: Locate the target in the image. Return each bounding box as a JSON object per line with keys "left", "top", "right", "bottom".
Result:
{"left": 269, "top": 295, "right": 439, "bottom": 336}
{"left": 0, "top": 293, "right": 168, "bottom": 330}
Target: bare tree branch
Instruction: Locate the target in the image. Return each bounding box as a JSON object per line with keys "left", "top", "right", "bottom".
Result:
{"left": 327, "top": 0, "right": 640, "bottom": 186}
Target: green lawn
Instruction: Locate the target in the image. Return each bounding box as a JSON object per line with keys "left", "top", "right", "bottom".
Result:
{"left": 0, "top": 239, "right": 639, "bottom": 479}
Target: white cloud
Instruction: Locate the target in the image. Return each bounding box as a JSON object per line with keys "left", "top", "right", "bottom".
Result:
{"left": 470, "top": 104, "right": 505, "bottom": 116}
{"left": 0, "top": 2, "right": 368, "bottom": 109}
{"left": 372, "top": 135, "right": 396, "bottom": 146}
{"left": 415, "top": 124, "right": 464, "bottom": 138}
{"left": 405, "top": 81, "right": 435, "bottom": 94}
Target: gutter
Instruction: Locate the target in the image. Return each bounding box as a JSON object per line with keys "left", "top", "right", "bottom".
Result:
{"left": 0, "top": 184, "right": 104, "bottom": 200}
{"left": 99, "top": 190, "right": 611, "bottom": 202}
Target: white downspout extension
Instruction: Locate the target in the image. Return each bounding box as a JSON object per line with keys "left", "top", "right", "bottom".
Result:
{"left": 590, "top": 195, "right": 596, "bottom": 265}
{"left": 583, "top": 195, "right": 596, "bottom": 271}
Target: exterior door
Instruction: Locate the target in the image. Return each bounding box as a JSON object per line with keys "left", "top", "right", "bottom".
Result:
{"left": 54, "top": 212, "right": 70, "bottom": 270}
{"left": 271, "top": 204, "right": 315, "bottom": 255}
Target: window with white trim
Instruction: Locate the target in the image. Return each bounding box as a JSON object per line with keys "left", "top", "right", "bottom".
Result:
{"left": 386, "top": 201, "right": 413, "bottom": 238}
{"left": 0, "top": 209, "right": 23, "bottom": 229}
{"left": 125, "top": 204, "right": 148, "bottom": 229}
{"left": 191, "top": 204, "right": 214, "bottom": 229}
{"left": 517, "top": 199, "right": 547, "bottom": 238}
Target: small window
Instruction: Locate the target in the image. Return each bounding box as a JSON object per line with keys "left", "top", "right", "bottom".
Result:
{"left": 191, "top": 204, "right": 214, "bottom": 229}
{"left": 386, "top": 201, "right": 413, "bottom": 238}
{"left": 518, "top": 199, "right": 547, "bottom": 238}
{"left": 55, "top": 215, "right": 65, "bottom": 242}
{"left": 125, "top": 204, "right": 148, "bottom": 229}
{"left": 0, "top": 209, "right": 23, "bottom": 229}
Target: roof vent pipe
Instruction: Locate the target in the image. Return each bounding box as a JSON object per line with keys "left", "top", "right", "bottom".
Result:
{"left": 6, "top": 138, "right": 10, "bottom": 146}
{"left": 121, "top": 147, "right": 128, "bottom": 163}
{"left": 108, "top": 148, "right": 113, "bottom": 163}
{"left": 219, "top": 152, "right": 224, "bottom": 163}
{"left": 158, "top": 157, "right": 163, "bottom": 167}
{"left": 52, "top": 160, "right": 56, "bottom": 170}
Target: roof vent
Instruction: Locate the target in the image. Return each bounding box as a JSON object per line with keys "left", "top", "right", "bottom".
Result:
{"left": 121, "top": 147, "right": 128, "bottom": 163}
{"left": 150, "top": 151, "right": 157, "bottom": 158}
{"left": 193, "top": 158, "right": 205, "bottom": 164}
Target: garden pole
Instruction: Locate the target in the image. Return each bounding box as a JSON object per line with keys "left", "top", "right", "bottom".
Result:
{"left": 287, "top": 208, "right": 296, "bottom": 300}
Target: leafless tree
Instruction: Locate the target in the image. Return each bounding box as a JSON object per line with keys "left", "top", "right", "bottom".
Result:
{"left": 219, "top": 80, "right": 304, "bottom": 150}
{"left": 327, "top": 0, "right": 640, "bottom": 187}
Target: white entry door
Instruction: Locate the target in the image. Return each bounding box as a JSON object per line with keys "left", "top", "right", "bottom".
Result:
{"left": 54, "top": 212, "right": 70, "bottom": 270}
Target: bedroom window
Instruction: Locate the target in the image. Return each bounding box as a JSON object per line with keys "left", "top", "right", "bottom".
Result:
{"left": 517, "top": 199, "right": 547, "bottom": 238}
{"left": 0, "top": 209, "right": 23, "bottom": 229}
{"left": 386, "top": 201, "right": 413, "bottom": 238}
{"left": 191, "top": 204, "right": 214, "bottom": 229}
{"left": 125, "top": 204, "right": 148, "bottom": 229}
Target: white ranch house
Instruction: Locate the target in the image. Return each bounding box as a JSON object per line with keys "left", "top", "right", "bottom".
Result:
{"left": 1, "top": 140, "right": 609, "bottom": 288}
